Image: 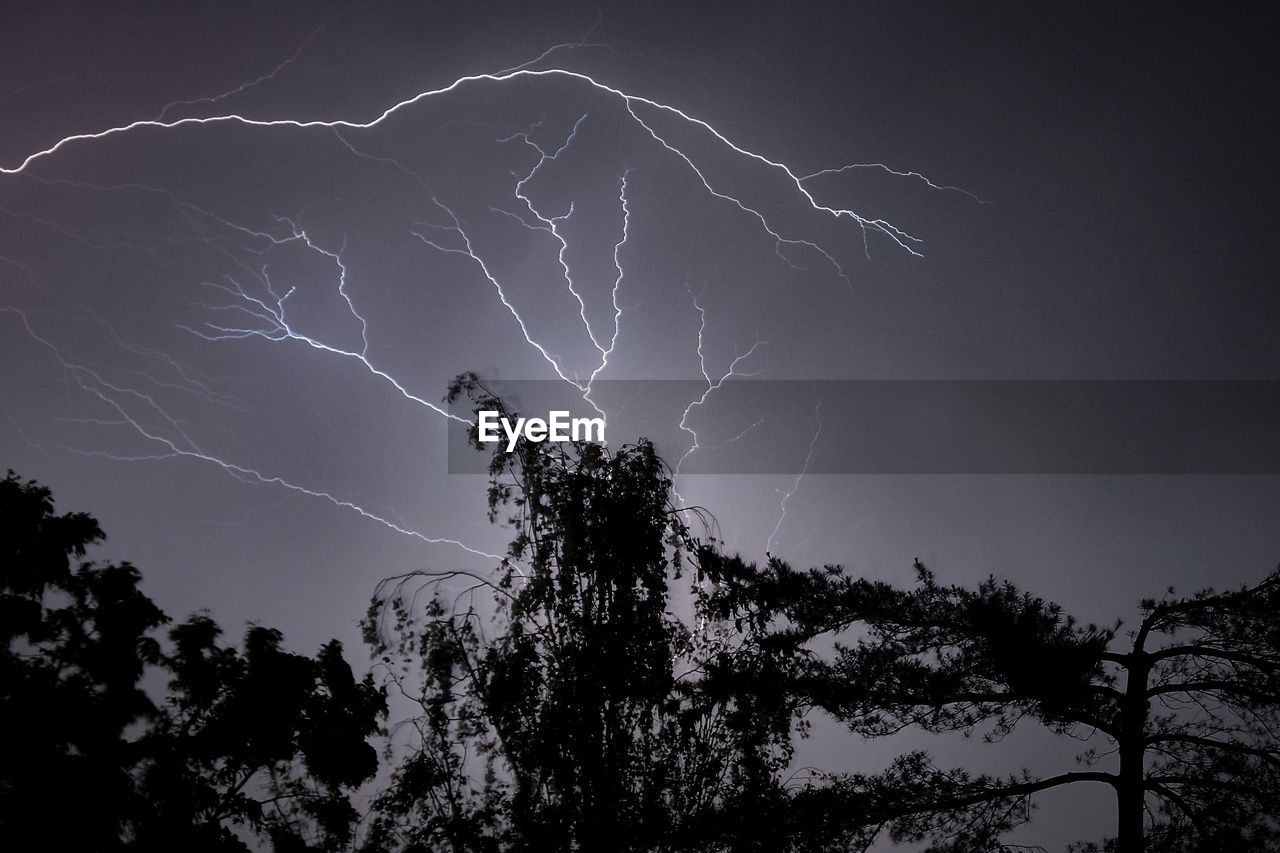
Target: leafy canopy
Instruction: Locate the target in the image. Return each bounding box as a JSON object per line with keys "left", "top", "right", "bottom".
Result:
{"left": 0, "top": 471, "right": 386, "bottom": 851}
{"left": 360, "top": 378, "right": 801, "bottom": 852}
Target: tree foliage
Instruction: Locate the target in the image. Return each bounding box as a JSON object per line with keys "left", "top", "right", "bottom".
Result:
{"left": 1, "top": 471, "right": 166, "bottom": 849}
{"left": 704, "top": 554, "right": 1280, "bottom": 852}
{"left": 137, "top": 615, "right": 387, "bottom": 851}
{"left": 8, "top": 409, "right": 1277, "bottom": 853}
{"left": 0, "top": 471, "right": 386, "bottom": 851}
{"left": 360, "top": 378, "right": 800, "bottom": 852}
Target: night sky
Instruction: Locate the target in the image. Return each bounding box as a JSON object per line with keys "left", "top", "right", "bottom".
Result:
{"left": 3, "top": 3, "right": 1279, "bottom": 848}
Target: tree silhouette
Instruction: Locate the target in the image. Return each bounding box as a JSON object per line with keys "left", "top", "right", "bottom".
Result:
{"left": 704, "top": 554, "right": 1280, "bottom": 852}
{"left": 14, "top": 415, "right": 1274, "bottom": 852}
{"left": 360, "top": 377, "right": 801, "bottom": 852}
{"left": 137, "top": 614, "right": 387, "bottom": 851}
{"left": 1, "top": 471, "right": 167, "bottom": 849}
{"left": 0, "top": 471, "right": 386, "bottom": 851}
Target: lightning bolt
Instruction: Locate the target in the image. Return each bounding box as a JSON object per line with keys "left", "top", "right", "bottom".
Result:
{"left": 2, "top": 48, "right": 972, "bottom": 574}
{"left": 2, "top": 305, "right": 503, "bottom": 564}
{"left": 183, "top": 216, "right": 469, "bottom": 425}
{"left": 496, "top": 115, "right": 625, "bottom": 394}
{"left": 766, "top": 393, "right": 823, "bottom": 555}
{"left": 411, "top": 199, "right": 599, "bottom": 400}
{"left": 155, "top": 6, "right": 341, "bottom": 122}
{"left": 672, "top": 282, "right": 766, "bottom": 488}
{"left": 1, "top": 67, "right": 931, "bottom": 266}
{"left": 800, "top": 162, "right": 991, "bottom": 206}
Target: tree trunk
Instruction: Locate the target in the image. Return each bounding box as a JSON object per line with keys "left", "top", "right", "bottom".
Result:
{"left": 1115, "top": 652, "right": 1151, "bottom": 853}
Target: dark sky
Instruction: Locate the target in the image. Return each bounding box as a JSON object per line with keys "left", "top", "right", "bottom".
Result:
{"left": 3, "top": 2, "right": 1278, "bottom": 848}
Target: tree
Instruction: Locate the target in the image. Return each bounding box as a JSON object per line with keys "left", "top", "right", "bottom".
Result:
{"left": 360, "top": 378, "right": 800, "bottom": 852}
{"left": 704, "top": 555, "right": 1280, "bottom": 852}
{"left": 1, "top": 471, "right": 167, "bottom": 849}
{"left": 137, "top": 614, "right": 387, "bottom": 852}
{"left": 0, "top": 470, "right": 386, "bottom": 851}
